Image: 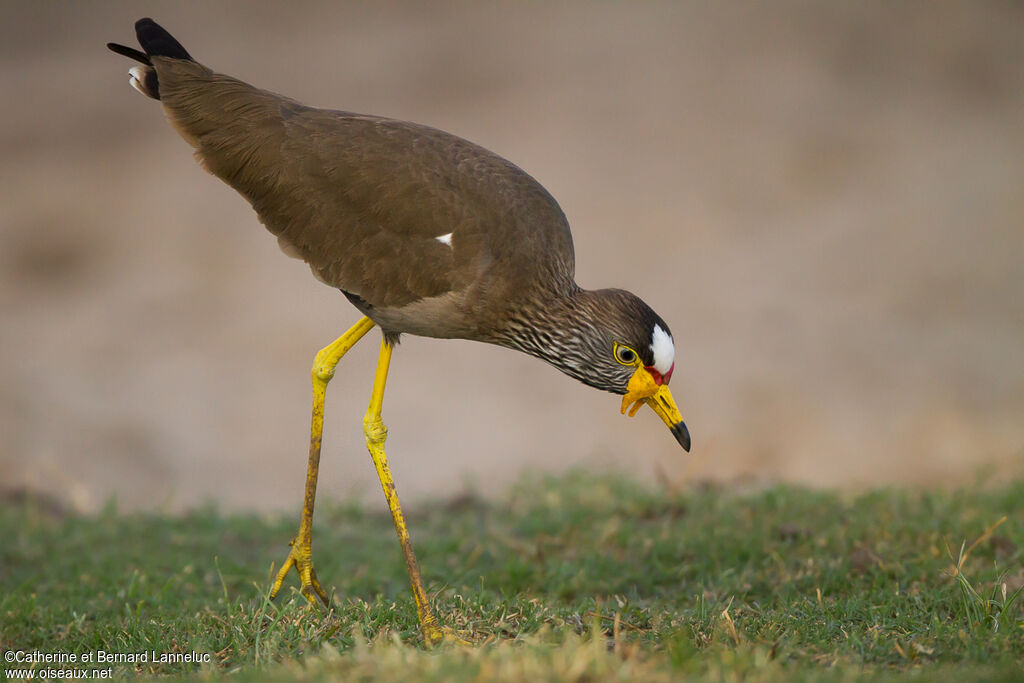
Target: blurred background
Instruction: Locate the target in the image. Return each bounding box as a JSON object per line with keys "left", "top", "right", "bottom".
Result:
{"left": 1, "top": 2, "right": 1021, "bottom": 513}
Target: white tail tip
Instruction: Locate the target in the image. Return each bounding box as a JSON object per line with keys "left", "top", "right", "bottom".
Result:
{"left": 128, "top": 66, "right": 148, "bottom": 96}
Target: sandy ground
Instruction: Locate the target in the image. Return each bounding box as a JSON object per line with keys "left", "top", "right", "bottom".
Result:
{"left": 1, "top": 2, "right": 1022, "bottom": 513}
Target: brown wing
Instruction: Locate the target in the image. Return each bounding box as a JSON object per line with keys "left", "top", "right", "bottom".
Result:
{"left": 151, "top": 58, "right": 575, "bottom": 310}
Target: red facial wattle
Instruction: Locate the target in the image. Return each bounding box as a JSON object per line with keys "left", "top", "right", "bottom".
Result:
{"left": 645, "top": 362, "right": 674, "bottom": 386}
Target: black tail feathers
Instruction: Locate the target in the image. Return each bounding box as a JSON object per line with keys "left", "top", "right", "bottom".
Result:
{"left": 107, "top": 18, "right": 192, "bottom": 100}
{"left": 134, "top": 18, "right": 192, "bottom": 61}
{"left": 107, "top": 42, "right": 150, "bottom": 65}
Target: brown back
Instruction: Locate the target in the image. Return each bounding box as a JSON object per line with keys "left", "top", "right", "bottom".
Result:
{"left": 152, "top": 57, "right": 576, "bottom": 312}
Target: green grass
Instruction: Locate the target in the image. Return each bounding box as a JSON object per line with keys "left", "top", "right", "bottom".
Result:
{"left": 1, "top": 472, "right": 1022, "bottom": 681}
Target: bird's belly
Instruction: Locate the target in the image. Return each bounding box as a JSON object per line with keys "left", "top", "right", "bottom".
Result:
{"left": 354, "top": 292, "right": 483, "bottom": 341}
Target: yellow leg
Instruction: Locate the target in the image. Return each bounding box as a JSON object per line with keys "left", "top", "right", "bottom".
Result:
{"left": 363, "top": 339, "right": 458, "bottom": 645}
{"left": 269, "top": 316, "right": 376, "bottom": 605}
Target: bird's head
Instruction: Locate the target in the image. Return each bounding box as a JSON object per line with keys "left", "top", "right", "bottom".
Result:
{"left": 526, "top": 288, "right": 690, "bottom": 451}
{"left": 590, "top": 289, "right": 690, "bottom": 451}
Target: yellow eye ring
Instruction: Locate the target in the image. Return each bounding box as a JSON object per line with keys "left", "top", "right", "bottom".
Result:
{"left": 613, "top": 342, "right": 641, "bottom": 367}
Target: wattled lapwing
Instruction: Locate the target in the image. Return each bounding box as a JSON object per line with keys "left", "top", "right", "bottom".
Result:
{"left": 108, "top": 18, "right": 690, "bottom": 644}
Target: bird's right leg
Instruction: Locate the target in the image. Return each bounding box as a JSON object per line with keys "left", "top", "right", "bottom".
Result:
{"left": 269, "top": 315, "right": 376, "bottom": 605}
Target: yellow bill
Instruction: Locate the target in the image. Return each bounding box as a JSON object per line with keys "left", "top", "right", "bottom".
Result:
{"left": 620, "top": 365, "right": 691, "bottom": 451}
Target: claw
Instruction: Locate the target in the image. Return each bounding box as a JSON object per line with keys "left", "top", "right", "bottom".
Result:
{"left": 422, "top": 621, "right": 472, "bottom": 646}
{"left": 269, "top": 535, "right": 329, "bottom": 606}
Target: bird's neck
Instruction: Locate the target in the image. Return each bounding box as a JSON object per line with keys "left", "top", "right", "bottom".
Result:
{"left": 493, "top": 287, "right": 607, "bottom": 388}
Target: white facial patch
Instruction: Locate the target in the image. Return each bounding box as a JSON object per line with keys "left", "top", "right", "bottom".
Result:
{"left": 435, "top": 232, "right": 453, "bottom": 247}
{"left": 649, "top": 324, "right": 675, "bottom": 375}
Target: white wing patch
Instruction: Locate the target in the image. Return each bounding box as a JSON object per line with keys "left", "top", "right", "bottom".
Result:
{"left": 650, "top": 324, "right": 674, "bottom": 375}
{"left": 435, "top": 232, "right": 453, "bottom": 247}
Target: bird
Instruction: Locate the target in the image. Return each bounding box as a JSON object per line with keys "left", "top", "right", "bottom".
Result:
{"left": 108, "top": 18, "right": 690, "bottom": 645}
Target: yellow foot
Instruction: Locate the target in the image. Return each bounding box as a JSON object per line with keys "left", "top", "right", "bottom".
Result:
{"left": 269, "top": 536, "right": 329, "bottom": 606}
{"left": 422, "top": 622, "right": 472, "bottom": 646}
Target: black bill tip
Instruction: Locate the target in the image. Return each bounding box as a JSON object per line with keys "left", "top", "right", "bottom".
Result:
{"left": 671, "top": 421, "right": 691, "bottom": 452}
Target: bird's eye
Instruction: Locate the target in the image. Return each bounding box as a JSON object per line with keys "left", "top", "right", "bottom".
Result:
{"left": 613, "top": 343, "right": 639, "bottom": 366}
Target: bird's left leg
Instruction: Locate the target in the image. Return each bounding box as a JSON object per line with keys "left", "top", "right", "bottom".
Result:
{"left": 362, "top": 338, "right": 465, "bottom": 646}
{"left": 270, "top": 316, "right": 376, "bottom": 604}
